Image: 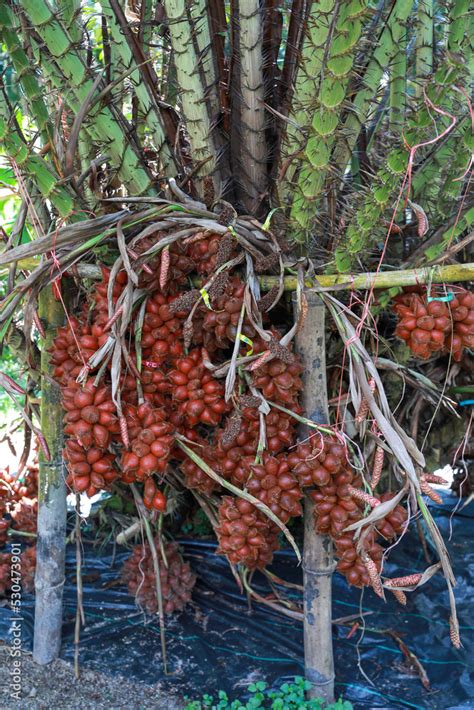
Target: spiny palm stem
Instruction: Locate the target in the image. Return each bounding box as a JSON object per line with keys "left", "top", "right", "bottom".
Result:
{"left": 18, "top": 0, "right": 154, "bottom": 196}
{"left": 389, "top": 31, "right": 407, "bottom": 132}
{"left": 0, "top": 4, "right": 54, "bottom": 148}
{"left": 290, "top": 0, "right": 369, "bottom": 237}
{"left": 335, "top": 73, "right": 467, "bottom": 271}
{"left": 232, "top": 0, "right": 267, "bottom": 214}
{"left": 162, "top": 0, "right": 220, "bottom": 195}
{"left": 415, "top": 0, "right": 434, "bottom": 97}
{"left": 0, "top": 104, "right": 74, "bottom": 218}
{"left": 58, "top": 0, "right": 82, "bottom": 43}
{"left": 448, "top": 0, "right": 474, "bottom": 75}
{"left": 101, "top": 0, "right": 176, "bottom": 174}
{"left": 280, "top": 0, "right": 339, "bottom": 206}
{"left": 329, "top": 0, "right": 415, "bottom": 191}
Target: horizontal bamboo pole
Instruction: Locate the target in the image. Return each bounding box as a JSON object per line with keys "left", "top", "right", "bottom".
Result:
{"left": 256, "top": 263, "right": 473, "bottom": 291}
{"left": 10, "top": 260, "right": 473, "bottom": 291}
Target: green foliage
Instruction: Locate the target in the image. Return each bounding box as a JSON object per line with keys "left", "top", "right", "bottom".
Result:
{"left": 184, "top": 676, "right": 353, "bottom": 710}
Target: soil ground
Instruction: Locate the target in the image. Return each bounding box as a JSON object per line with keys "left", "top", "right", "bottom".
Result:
{"left": 0, "top": 644, "right": 183, "bottom": 709}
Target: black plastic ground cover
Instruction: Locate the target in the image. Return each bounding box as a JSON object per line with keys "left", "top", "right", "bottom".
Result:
{"left": 1, "top": 491, "right": 472, "bottom": 709}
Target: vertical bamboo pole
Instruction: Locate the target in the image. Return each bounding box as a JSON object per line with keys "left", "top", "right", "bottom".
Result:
{"left": 33, "top": 285, "right": 67, "bottom": 664}
{"left": 294, "top": 291, "right": 335, "bottom": 702}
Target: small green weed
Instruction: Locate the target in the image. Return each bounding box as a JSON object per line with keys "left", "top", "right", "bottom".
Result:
{"left": 184, "top": 676, "right": 352, "bottom": 709}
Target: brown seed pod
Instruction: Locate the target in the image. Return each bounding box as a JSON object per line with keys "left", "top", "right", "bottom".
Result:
{"left": 371, "top": 446, "right": 384, "bottom": 489}
{"left": 390, "top": 589, "right": 407, "bottom": 605}
{"left": 420, "top": 478, "right": 443, "bottom": 504}
{"left": 348, "top": 485, "right": 380, "bottom": 508}
{"left": 449, "top": 616, "right": 462, "bottom": 649}
{"left": 363, "top": 555, "right": 384, "bottom": 598}
{"left": 385, "top": 573, "right": 423, "bottom": 587}
{"left": 355, "top": 379, "right": 376, "bottom": 424}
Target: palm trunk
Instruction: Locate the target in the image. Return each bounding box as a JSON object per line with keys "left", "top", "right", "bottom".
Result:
{"left": 230, "top": 0, "right": 267, "bottom": 214}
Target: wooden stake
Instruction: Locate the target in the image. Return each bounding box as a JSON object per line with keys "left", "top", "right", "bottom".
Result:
{"left": 33, "top": 285, "right": 67, "bottom": 665}
{"left": 294, "top": 291, "right": 335, "bottom": 702}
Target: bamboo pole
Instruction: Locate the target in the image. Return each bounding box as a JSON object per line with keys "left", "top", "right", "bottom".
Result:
{"left": 10, "top": 260, "right": 470, "bottom": 292}
{"left": 294, "top": 292, "right": 335, "bottom": 702}
{"left": 33, "top": 285, "right": 67, "bottom": 664}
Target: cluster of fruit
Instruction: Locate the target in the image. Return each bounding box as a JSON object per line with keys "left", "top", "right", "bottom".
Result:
{"left": 0, "top": 463, "right": 38, "bottom": 595}
{"left": 50, "top": 228, "right": 416, "bottom": 607}
{"left": 393, "top": 286, "right": 474, "bottom": 360}
{"left": 290, "top": 435, "right": 406, "bottom": 590}
{"left": 120, "top": 540, "right": 196, "bottom": 614}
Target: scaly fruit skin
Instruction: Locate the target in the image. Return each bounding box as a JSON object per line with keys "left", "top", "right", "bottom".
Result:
{"left": 210, "top": 408, "right": 297, "bottom": 478}
{"left": 393, "top": 286, "right": 474, "bottom": 361}
{"left": 93, "top": 267, "right": 128, "bottom": 326}
{"left": 216, "top": 496, "right": 280, "bottom": 569}
{"left": 252, "top": 357, "right": 304, "bottom": 405}
{"left": 187, "top": 233, "right": 234, "bottom": 274}
{"left": 334, "top": 533, "right": 384, "bottom": 588}
{"left": 120, "top": 540, "right": 196, "bottom": 614}
{"left": 62, "top": 378, "right": 120, "bottom": 449}
{"left": 228, "top": 454, "right": 303, "bottom": 524}
{"left": 143, "top": 477, "right": 167, "bottom": 511}
{"left": 393, "top": 292, "right": 451, "bottom": 358}
{"left": 0, "top": 546, "right": 36, "bottom": 596}
{"left": 169, "top": 348, "right": 230, "bottom": 426}
{"left": 133, "top": 232, "right": 195, "bottom": 291}
{"left": 49, "top": 317, "right": 90, "bottom": 384}
{"left": 288, "top": 435, "right": 348, "bottom": 488}
{"left": 181, "top": 445, "right": 220, "bottom": 496}
{"left": 21, "top": 545, "right": 36, "bottom": 592}
{"left": 10, "top": 497, "right": 37, "bottom": 536}
{"left": 445, "top": 288, "right": 474, "bottom": 361}
{"left": 64, "top": 439, "right": 117, "bottom": 496}
{"left": 141, "top": 292, "right": 186, "bottom": 363}
{"left": 0, "top": 463, "right": 39, "bottom": 546}
{"left": 288, "top": 434, "right": 407, "bottom": 589}
{"left": 121, "top": 402, "right": 174, "bottom": 481}
{"left": 120, "top": 361, "right": 170, "bottom": 409}
{"left": 212, "top": 418, "right": 258, "bottom": 477}
{"left": 241, "top": 407, "right": 297, "bottom": 454}
{"left": 202, "top": 277, "right": 256, "bottom": 348}
{"left": 376, "top": 492, "right": 407, "bottom": 539}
